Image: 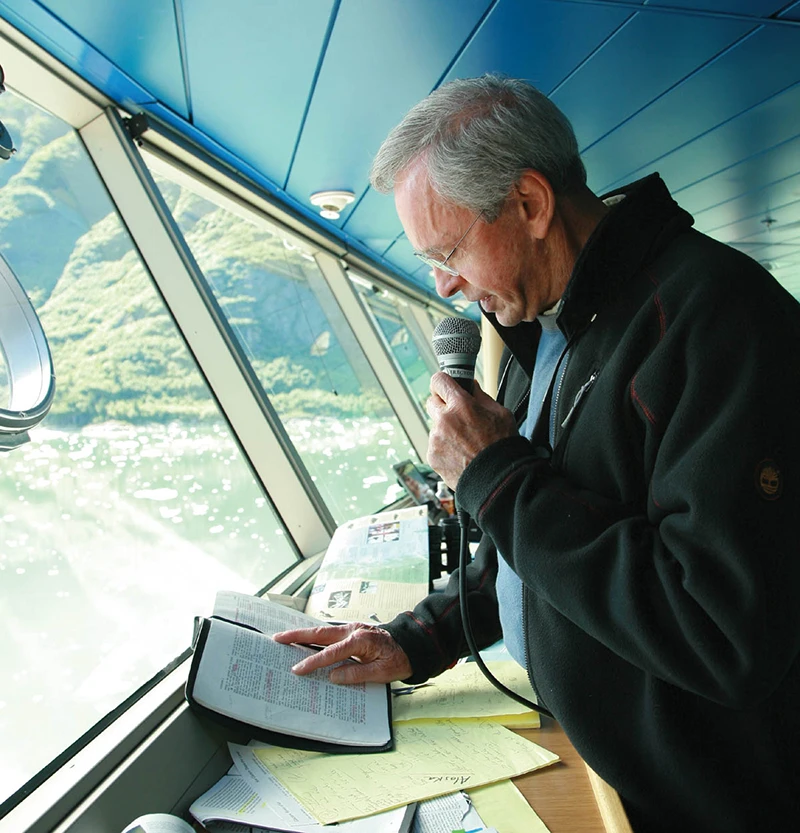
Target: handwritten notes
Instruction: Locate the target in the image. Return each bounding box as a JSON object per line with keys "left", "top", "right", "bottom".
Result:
{"left": 253, "top": 719, "right": 559, "bottom": 824}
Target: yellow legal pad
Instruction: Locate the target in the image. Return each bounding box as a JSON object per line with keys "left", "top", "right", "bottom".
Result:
{"left": 391, "top": 660, "right": 541, "bottom": 728}
{"left": 468, "top": 780, "right": 552, "bottom": 833}
{"left": 253, "top": 718, "right": 559, "bottom": 825}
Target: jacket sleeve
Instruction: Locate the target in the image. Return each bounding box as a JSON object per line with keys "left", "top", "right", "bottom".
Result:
{"left": 456, "top": 264, "right": 800, "bottom": 709}
{"left": 382, "top": 525, "right": 503, "bottom": 684}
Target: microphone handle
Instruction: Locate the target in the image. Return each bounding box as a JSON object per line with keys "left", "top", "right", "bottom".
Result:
{"left": 452, "top": 376, "right": 474, "bottom": 394}
{"left": 439, "top": 364, "right": 475, "bottom": 394}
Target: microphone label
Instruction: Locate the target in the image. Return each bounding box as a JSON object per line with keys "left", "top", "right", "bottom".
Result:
{"left": 441, "top": 366, "right": 474, "bottom": 379}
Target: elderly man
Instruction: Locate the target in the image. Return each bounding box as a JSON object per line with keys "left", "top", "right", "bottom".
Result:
{"left": 276, "top": 75, "right": 800, "bottom": 832}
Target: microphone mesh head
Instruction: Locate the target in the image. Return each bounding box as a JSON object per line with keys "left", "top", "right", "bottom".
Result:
{"left": 431, "top": 317, "right": 482, "bottom": 357}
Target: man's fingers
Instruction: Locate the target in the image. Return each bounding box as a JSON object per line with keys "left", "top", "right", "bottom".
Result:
{"left": 273, "top": 624, "right": 353, "bottom": 647}
{"left": 329, "top": 661, "right": 378, "bottom": 685}
{"left": 290, "top": 637, "right": 362, "bottom": 675}
{"left": 429, "top": 370, "right": 466, "bottom": 403}
{"left": 286, "top": 626, "right": 413, "bottom": 684}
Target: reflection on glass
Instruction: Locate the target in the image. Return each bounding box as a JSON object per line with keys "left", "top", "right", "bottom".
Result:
{"left": 355, "top": 282, "right": 434, "bottom": 419}
{"left": 148, "top": 169, "right": 419, "bottom": 521}
{"left": 0, "top": 351, "right": 8, "bottom": 405}
{"left": 0, "top": 92, "right": 297, "bottom": 804}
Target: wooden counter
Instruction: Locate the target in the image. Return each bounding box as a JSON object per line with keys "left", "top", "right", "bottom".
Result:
{"left": 512, "top": 717, "right": 633, "bottom": 833}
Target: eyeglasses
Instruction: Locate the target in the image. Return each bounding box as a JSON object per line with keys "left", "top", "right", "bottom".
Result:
{"left": 413, "top": 210, "right": 484, "bottom": 276}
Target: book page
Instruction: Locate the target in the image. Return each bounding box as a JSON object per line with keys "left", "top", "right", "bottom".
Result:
{"left": 304, "top": 507, "right": 429, "bottom": 624}
{"left": 213, "top": 590, "right": 324, "bottom": 634}
{"left": 191, "top": 618, "right": 390, "bottom": 747}
{"left": 252, "top": 719, "right": 560, "bottom": 824}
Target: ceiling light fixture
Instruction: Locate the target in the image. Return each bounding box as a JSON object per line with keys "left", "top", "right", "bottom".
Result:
{"left": 310, "top": 190, "right": 355, "bottom": 220}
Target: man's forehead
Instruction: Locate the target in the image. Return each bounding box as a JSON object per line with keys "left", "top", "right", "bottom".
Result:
{"left": 394, "top": 165, "right": 469, "bottom": 252}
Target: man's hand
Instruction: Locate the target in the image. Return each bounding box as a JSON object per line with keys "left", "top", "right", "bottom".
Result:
{"left": 426, "top": 372, "right": 518, "bottom": 490}
{"left": 273, "top": 623, "right": 413, "bottom": 685}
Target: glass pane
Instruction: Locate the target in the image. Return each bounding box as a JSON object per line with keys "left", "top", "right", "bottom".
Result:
{"left": 147, "top": 166, "right": 420, "bottom": 520}
{"left": 0, "top": 92, "right": 297, "bottom": 804}
{"left": 0, "top": 350, "right": 8, "bottom": 406}
{"left": 354, "top": 282, "right": 434, "bottom": 418}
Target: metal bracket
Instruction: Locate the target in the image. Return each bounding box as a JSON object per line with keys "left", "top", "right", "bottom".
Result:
{"left": 124, "top": 112, "right": 150, "bottom": 146}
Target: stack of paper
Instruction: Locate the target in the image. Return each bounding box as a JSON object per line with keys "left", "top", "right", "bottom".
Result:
{"left": 244, "top": 719, "right": 558, "bottom": 825}
{"left": 189, "top": 746, "right": 415, "bottom": 832}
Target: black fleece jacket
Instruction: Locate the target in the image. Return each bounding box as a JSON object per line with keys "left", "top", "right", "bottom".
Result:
{"left": 384, "top": 174, "right": 800, "bottom": 833}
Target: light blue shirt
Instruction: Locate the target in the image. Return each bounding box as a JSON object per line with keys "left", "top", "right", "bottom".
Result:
{"left": 496, "top": 312, "right": 567, "bottom": 666}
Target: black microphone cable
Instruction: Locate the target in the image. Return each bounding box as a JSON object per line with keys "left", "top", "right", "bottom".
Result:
{"left": 456, "top": 505, "right": 554, "bottom": 719}
{"left": 432, "top": 316, "right": 553, "bottom": 717}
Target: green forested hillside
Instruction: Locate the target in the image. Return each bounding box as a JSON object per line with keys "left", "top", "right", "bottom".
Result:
{"left": 0, "top": 100, "right": 389, "bottom": 427}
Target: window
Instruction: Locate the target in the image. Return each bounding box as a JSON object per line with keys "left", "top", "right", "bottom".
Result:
{"left": 0, "top": 91, "right": 297, "bottom": 807}
{"left": 147, "top": 166, "right": 421, "bottom": 521}
{"left": 353, "top": 279, "right": 437, "bottom": 418}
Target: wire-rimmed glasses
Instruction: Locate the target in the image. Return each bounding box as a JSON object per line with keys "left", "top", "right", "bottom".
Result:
{"left": 413, "top": 210, "right": 484, "bottom": 276}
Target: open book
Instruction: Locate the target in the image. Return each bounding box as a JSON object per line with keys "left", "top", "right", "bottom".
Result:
{"left": 186, "top": 591, "right": 393, "bottom": 753}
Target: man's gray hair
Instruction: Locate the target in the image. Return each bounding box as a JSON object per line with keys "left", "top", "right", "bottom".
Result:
{"left": 370, "top": 75, "right": 586, "bottom": 221}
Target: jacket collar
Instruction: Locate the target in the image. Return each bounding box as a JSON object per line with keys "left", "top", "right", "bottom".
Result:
{"left": 483, "top": 173, "right": 695, "bottom": 376}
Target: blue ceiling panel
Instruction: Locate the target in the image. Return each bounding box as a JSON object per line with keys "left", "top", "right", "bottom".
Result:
{"left": 339, "top": 185, "right": 401, "bottom": 254}
{"left": 673, "top": 134, "right": 800, "bottom": 216}
{"left": 645, "top": 0, "right": 789, "bottom": 14}
{"left": 781, "top": 0, "right": 800, "bottom": 20}
{"left": 0, "top": 0, "right": 159, "bottom": 109}
{"left": 694, "top": 173, "right": 800, "bottom": 236}
{"left": 181, "top": 0, "right": 334, "bottom": 186}
{"left": 584, "top": 26, "right": 800, "bottom": 195}
{"left": 286, "top": 0, "right": 492, "bottom": 226}
{"left": 551, "top": 10, "right": 752, "bottom": 151}
{"left": 732, "top": 216, "right": 800, "bottom": 246}
{"left": 35, "top": 0, "right": 187, "bottom": 115}
{"left": 442, "top": 0, "right": 632, "bottom": 94}
{"left": 650, "top": 83, "right": 800, "bottom": 196}
{"left": 2, "top": 0, "right": 799, "bottom": 297}
{"left": 384, "top": 235, "right": 424, "bottom": 277}
{"left": 728, "top": 239, "right": 800, "bottom": 266}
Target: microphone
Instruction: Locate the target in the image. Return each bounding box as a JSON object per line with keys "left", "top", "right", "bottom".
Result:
{"left": 431, "top": 317, "right": 482, "bottom": 394}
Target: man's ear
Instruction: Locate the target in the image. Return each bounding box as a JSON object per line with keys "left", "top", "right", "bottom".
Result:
{"left": 515, "top": 169, "right": 556, "bottom": 240}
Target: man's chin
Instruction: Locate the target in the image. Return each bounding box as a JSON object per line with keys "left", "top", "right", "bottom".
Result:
{"left": 491, "top": 307, "right": 521, "bottom": 328}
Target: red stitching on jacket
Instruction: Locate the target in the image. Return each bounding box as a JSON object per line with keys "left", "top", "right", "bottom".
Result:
{"left": 400, "top": 611, "right": 448, "bottom": 662}
{"left": 630, "top": 271, "right": 667, "bottom": 426}
{"left": 402, "top": 561, "right": 494, "bottom": 663}
{"left": 437, "top": 562, "right": 493, "bottom": 622}
{"left": 477, "top": 464, "right": 533, "bottom": 520}
{"left": 649, "top": 273, "right": 666, "bottom": 340}
{"left": 631, "top": 376, "right": 657, "bottom": 425}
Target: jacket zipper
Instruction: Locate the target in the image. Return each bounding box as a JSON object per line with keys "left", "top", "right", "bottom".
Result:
{"left": 560, "top": 371, "right": 599, "bottom": 430}
{"left": 521, "top": 590, "right": 544, "bottom": 711}
{"left": 550, "top": 351, "right": 571, "bottom": 442}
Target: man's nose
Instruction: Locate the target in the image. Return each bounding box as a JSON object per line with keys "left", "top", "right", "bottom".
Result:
{"left": 434, "top": 269, "right": 465, "bottom": 298}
